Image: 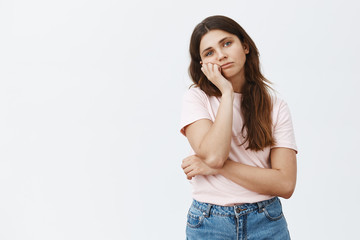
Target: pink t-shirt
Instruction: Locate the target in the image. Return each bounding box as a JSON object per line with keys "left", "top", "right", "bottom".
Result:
{"left": 180, "top": 87, "right": 298, "bottom": 206}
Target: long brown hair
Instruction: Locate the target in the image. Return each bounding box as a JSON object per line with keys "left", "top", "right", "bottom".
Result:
{"left": 188, "top": 15, "right": 275, "bottom": 151}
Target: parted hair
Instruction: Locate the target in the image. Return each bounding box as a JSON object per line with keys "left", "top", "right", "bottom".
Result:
{"left": 188, "top": 15, "right": 275, "bottom": 151}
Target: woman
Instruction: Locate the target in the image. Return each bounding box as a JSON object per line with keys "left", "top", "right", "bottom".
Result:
{"left": 180, "top": 15, "right": 297, "bottom": 239}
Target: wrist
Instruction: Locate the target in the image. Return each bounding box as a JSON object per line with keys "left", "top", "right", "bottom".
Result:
{"left": 212, "top": 166, "right": 224, "bottom": 176}
{"left": 215, "top": 77, "right": 233, "bottom": 93}
{"left": 220, "top": 90, "right": 234, "bottom": 101}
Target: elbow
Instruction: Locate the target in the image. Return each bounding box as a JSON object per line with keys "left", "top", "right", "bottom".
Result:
{"left": 206, "top": 155, "right": 227, "bottom": 169}
{"left": 281, "top": 189, "right": 294, "bottom": 199}
{"left": 279, "top": 181, "right": 296, "bottom": 199}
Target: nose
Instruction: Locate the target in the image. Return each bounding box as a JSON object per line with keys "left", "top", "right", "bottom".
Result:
{"left": 217, "top": 50, "right": 227, "bottom": 61}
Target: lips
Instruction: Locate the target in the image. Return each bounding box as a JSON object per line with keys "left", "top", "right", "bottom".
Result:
{"left": 220, "top": 62, "right": 233, "bottom": 69}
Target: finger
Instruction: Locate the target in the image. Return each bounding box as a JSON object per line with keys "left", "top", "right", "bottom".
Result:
{"left": 184, "top": 169, "right": 194, "bottom": 179}
{"left": 181, "top": 160, "right": 187, "bottom": 169}
{"left": 183, "top": 165, "right": 193, "bottom": 175}
{"left": 202, "top": 63, "right": 213, "bottom": 78}
{"left": 214, "top": 64, "right": 221, "bottom": 73}
{"left": 200, "top": 65, "right": 207, "bottom": 75}
{"left": 187, "top": 169, "right": 197, "bottom": 178}
{"left": 210, "top": 63, "right": 215, "bottom": 72}
{"left": 181, "top": 157, "right": 193, "bottom": 169}
{"left": 208, "top": 63, "right": 220, "bottom": 74}
{"left": 202, "top": 63, "right": 210, "bottom": 73}
{"left": 207, "top": 63, "right": 220, "bottom": 75}
{"left": 205, "top": 62, "right": 214, "bottom": 69}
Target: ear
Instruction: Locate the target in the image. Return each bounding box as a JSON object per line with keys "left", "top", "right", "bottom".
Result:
{"left": 243, "top": 43, "right": 250, "bottom": 54}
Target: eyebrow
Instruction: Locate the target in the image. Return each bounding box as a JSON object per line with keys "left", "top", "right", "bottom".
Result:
{"left": 201, "top": 37, "right": 233, "bottom": 55}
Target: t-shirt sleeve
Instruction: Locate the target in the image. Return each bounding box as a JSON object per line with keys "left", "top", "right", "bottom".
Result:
{"left": 271, "top": 99, "right": 298, "bottom": 153}
{"left": 179, "top": 88, "right": 212, "bottom": 137}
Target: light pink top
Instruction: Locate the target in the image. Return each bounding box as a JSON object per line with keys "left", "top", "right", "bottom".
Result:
{"left": 180, "top": 87, "right": 298, "bottom": 206}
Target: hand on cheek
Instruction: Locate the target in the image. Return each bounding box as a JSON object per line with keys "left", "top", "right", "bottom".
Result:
{"left": 201, "top": 62, "right": 221, "bottom": 75}
{"left": 199, "top": 60, "right": 233, "bottom": 93}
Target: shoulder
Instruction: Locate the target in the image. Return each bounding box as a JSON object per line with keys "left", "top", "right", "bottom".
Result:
{"left": 182, "top": 86, "right": 209, "bottom": 102}
{"left": 271, "top": 95, "right": 294, "bottom": 125}
{"left": 271, "top": 95, "right": 287, "bottom": 111}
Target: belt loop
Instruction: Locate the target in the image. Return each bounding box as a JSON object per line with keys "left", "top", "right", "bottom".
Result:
{"left": 204, "top": 203, "right": 213, "bottom": 218}
{"left": 257, "top": 201, "right": 264, "bottom": 213}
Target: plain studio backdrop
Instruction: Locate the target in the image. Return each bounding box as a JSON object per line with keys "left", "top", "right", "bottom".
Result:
{"left": 0, "top": 0, "right": 359, "bottom": 239}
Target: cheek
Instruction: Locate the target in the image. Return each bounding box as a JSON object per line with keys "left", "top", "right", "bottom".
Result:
{"left": 235, "top": 51, "right": 247, "bottom": 63}
{"left": 202, "top": 57, "right": 215, "bottom": 64}
{"left": 241, "top": 53, "right": 247, "bottom": 62}
{"left": 233, "top": 46, "right": 247, "bottom": 60}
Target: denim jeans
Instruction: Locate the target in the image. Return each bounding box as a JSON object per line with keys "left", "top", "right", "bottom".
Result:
{"left": 186, "top": 197, "right": 290, "bottom": 240}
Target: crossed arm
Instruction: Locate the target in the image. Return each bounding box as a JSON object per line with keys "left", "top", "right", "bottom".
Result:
{"left": 181, "top": 102, "right": 297, "bottom": 199}
{"left": 181, "top": 147, "right": 297, "bottom": 199}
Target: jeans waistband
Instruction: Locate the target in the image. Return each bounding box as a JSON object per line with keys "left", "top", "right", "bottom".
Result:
{"left": 191, "top": 197, "right": 278, "bottom": 217}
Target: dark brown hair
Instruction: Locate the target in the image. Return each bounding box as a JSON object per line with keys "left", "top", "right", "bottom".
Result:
{"left": 188, "top": 15, "right": 275, "bottom": 151}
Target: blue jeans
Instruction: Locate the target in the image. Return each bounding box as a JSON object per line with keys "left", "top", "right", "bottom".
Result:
{"left": 186, "top": 197, "right": 290, "bottom": 240}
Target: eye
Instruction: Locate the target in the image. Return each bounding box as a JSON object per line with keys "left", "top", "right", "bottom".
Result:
{"left": 224, "top": 41, "right": 232, "bottom": 47}
{"left": 205, "top": 51, "right": 213, "bottom": 57}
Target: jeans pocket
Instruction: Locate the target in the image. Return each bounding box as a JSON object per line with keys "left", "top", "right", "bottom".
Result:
{"left": 187, "top": 205, "right": 205, "bottom": 228}
{"left": 262, "top": 198, "right": 284, "bottom": 221}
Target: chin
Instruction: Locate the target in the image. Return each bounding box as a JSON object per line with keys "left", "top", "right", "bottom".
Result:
{"left": 223, "top": 68, "right": 242, "bottom": 79}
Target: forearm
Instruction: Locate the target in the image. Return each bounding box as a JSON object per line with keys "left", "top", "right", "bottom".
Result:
{"left": 218, "top": 160, "right": 296, "bottom": 199}
{"left": 197, "top": 91, "right": 234, "bottom": 168}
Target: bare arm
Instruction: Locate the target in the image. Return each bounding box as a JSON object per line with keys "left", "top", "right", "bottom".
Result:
{"left": 184, "top": 63, "right": 234, "bottom": 168}
{"left": 217, "top": 147, "right": 297, "bottom": 198}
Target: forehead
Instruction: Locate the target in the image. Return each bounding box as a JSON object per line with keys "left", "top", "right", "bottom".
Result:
{"left": 199, "top": 29, "right": 237, "bottom": 52}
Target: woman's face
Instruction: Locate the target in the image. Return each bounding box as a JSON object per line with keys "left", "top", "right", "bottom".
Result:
{"left": 199, "top": 29, "right": 249, "bottom": 80}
